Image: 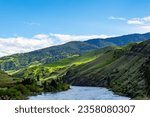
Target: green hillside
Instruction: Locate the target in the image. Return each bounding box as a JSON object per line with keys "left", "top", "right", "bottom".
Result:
{"left": 0, "top": 70, "right": 17, "bottom": 87}
{"left": 0, "top": 41, "right": 114, "bottom": 71}
{"left": 63, "top": 42, "right": 150, "bottom": 99}
{"left": 1, "top": 38, "right": 150, "bottom": 99}
{"left": 12, "top": 46, "right": 111, "bottom": 82}
{"left": 1, "top": 32, "right": 150, "bottom": 72}
{"left": 0, "top": 46, "right": 110, "bottom": 100}
{"left": 0, "top": 68, "right": 70, "bottom": 99}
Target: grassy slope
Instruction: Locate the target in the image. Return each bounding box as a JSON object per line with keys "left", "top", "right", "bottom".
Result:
{"left": 0, "top": 41, "right": 106, "bottom": 71}
{"left": 1, "top": 44, "right": 112, "bottom": 100}
{"left": 11, "top": 44, "right": 135, "bottom": 84}
{"left": 11, "top": 46, "right": 112, "bottom": 82}
{"left": 63, "top": 42, "right": 150, "bottom": 99}
{"left": 0, "top": 70, "right": 21, "bottom": 87}
{"left": 1, "top": 32, "right": 150, "bottom": 71}
{"left": 1, "top": 41, "right": 149, "bottom": 99}
{"left": 63, "top": 43, "right": 134, "bottom": 81}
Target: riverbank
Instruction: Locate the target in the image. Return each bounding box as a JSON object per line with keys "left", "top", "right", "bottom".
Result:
{"left": 0, "top": 78, "right": 70, "bottom": 100}
{"left": 29, "top": 86, "right": 130, "bottom": 100}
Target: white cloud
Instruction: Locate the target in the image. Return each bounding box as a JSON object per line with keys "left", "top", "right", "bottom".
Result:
{"left": 34, "top": 34, "right": 49, "bottom": 39}
{"left": 0, "top": 36, "right": 54, "bottom": 57}
{"left": 49, "top": 33, "right": 111, "bottom": 43}
{"left": 139, "top": 25, "right": 150, "bottom": 29}
{"left": 109, "top": 16, "right": 150, "bottom": 25}
{"left": 142, "top": 17, "right": 150, "bottom": 22}
{"left": 127, "top": 19, "right": 143, "bottom": 25}
{"left": 0, "top": 33, "right": 112, "bottom": 57}
{"left": 126, "top": 17, "right": 150, "bottom": 32}
{"left": 141, "top": 16, "right": 150, "bottom": 22}
{"left": 109, "top": 16, "right": 126, "bottom": 21}
{"left": 109, "top": 16, "right": 150, "bottom": 33}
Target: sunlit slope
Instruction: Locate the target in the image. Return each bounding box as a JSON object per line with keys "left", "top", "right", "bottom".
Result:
{"left": 1, "top": 32, "right": 150, "bottom": 71}
{"left": 0, "top": 41, "right": 114, "bottom": 71}
{"left": 63, "top": 42, "right": 150, "bottom": 99}
{"left": 0, "top": 70, "right": 20, "bottom": 87}
{"left": 12, "top": 46, "right": 114, "bottom": 82}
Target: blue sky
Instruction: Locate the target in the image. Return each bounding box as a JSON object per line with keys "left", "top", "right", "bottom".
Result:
{"left": 0, "top": 0, "right": 150, "bottom": 36}
{"left": 0, "top": 0, "right": 150, "bottom": 56}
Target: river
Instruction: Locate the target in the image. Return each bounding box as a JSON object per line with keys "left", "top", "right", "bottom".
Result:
{"left": 29, "top": 86, "right": 130, "bottom": 100}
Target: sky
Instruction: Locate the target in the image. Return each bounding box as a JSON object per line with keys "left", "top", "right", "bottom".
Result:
{"left": 0, "top": 0, "right": 150, "bottom": 56}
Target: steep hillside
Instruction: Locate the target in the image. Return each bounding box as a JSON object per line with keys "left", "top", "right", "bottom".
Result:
{"left": 0, "top": 41, "right": 113, "bottom": 71}
{"left": 63, "top": 41, "right": 150, "bottom": 99}
{"left": 1, "top": 39, "right": 150, "bottom": 99}
{"left": 12, "top": 47, "right": 113, "bottom": 82}
{"left": 0, "top": 70, "right": 16, "bottom": 87}
{"left": 1, "top": 32, "right": 150, "bottom": 71}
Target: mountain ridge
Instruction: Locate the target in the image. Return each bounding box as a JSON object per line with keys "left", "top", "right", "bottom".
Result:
{"left": 63, "top": 39, "right": 150, "bottom": 99}
{"left": 1, "top": 32, "right": 150, "bottom": 71}
{"left": 1, "top": 37, "right": 150, "bottom": 99}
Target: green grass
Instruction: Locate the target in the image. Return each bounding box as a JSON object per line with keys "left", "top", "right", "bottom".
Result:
{"left": 11, "top": 48, "right": 103, "bottom": 81}
{"left": 11, "top": 46, "right": 126, "bottom": 84}
{"left": 62, "top": 45, "right": 133, "bottom": 79}
{"left": 0, "top": 70, "right": 22, "bottom": 88}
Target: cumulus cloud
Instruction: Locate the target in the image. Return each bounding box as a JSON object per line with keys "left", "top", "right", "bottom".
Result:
{"left": 109, "top": 16, "right": 150, "bottom": 32}
{"left": 142, "top": 16, "right": 150, "bottom": 22}
{"left": 127, "top": 19, "right": 143, "bottom": 25}
{"left": 49, "top": 33, "right": 111, "bottom": 43}
{"left": 0, "top": 33, "right": 111, "bottom": 57}
{"left": 0, "top": 36, "right": 54, "bottom": 57}
{"left": 140, "top": 25, "right": 150, "bottom": 29}
{"left": 126, "top": 17, "right": 150, "bottom": 32}
{"left": 34, "top": 34, "right": 49, "bottom": 39}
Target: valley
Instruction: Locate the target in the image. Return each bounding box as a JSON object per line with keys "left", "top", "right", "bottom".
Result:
{"left": 0, "top": 32, "right": 150, "bottom": 99}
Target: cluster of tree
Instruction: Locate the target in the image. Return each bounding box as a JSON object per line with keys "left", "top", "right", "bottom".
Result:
{"left": 43, "top": 79, "right": 70, "bottom": 92}
{"left": 0, "top": 77, "right": 70, "bottom": 100}
{"left": 0, "top": 78, "right": 41, "bottom": 100}
{"left": 143, "top": 58, "right": 150, "bottom": 97}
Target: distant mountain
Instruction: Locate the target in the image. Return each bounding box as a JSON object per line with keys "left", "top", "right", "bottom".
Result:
{"left": 106, "top": 32, "right": 150, "bottom": 45}
{"left": 86, "top": 32, "right": 150, "bottom": 46}
{"left": 1, "top": 32, "right": 150, "bottom": 71}
{"left": 1, "top": 36, "right": 150, "bottom": 99}
{"left": 0, "top": 40, "right": 114, "bottom": 71}
{"left": 63, "top": 40, "right": 150, "bottom": 99}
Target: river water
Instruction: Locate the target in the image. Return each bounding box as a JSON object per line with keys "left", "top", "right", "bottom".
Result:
{"left": 29, "top": 86, "right": 130, "bottom": 100}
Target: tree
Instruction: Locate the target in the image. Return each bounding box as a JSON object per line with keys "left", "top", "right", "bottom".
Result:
{"left": 37, "top": 75, "right": 40, "bottom": 81}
